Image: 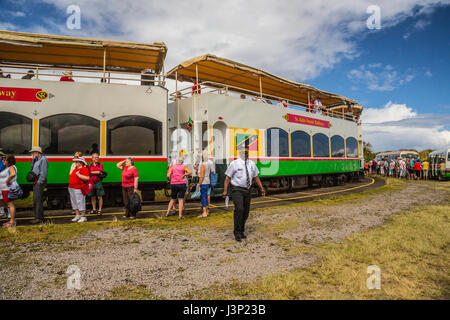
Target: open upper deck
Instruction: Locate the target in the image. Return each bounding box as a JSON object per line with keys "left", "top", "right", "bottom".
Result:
{"left": 166, "top": 54, "right": 362, "bottom": 122}
{"left": 0, "top": 30, "right": 167, "bottom": 85}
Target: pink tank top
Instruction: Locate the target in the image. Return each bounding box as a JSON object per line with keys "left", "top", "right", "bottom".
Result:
{"left": 171, "top": 164, "right": 186, "bottom": 185}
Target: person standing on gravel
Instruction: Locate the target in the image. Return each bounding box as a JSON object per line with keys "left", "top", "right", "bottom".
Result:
{"left": 222, "top": 141, "right": 265, "bottom": 242}
{"left": 29, "top": 146, "right": 48, "bottom": 224}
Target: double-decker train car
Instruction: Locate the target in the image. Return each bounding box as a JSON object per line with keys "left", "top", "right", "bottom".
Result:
{"left": 0, "top": 31, "right": 168, "bottom": 208}
{"left": 375, "top": 150, "right": 419, "bottom": 162}
{"left": 428, "top": 148, "right": 450, "bottom": 180}
{"left": 166, "top": 55, "right": 364, "bottom": 195}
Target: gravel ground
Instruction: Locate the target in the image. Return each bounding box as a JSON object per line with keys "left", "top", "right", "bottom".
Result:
{"left": 0, "top": 180, "right": 448, "bottom": 299}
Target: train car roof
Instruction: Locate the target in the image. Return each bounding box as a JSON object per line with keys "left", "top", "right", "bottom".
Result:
{"left": 0, "top": 30, "right": 167, "bottom": 73}
{"left": 166, "top": 54, "right": 358, "bottom": 107}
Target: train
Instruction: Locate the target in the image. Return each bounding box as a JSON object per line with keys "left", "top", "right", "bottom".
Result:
{"left": 428, "top": 149, "right": 450, "bottom": 180}
{"left": 374, "top": 150, "right": 419, "bottom": 162}
{"left": 0, "top": 31, "right": 364, "bottom": 209}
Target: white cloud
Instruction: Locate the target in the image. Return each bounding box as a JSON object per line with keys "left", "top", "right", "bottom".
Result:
{"left": 348, "top": 64, "right": 415, "bottom": 91}
{"left": 362, "top": 101, "right": 417, "bottom": 123}
{"left": 425, "top": 70, "right": 432, "bottom": 77}
{"left": 31, "top": 0, "right": 449, "bottom": 83}
{"left": 362, "top": 102, "right": 450, "bottom": 152}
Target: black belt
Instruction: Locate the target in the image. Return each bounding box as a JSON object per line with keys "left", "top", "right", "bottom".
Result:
{"left": 231, "top": 185, "right": 250, "bottom": 192}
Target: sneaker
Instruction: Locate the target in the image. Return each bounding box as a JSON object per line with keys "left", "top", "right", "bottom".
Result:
{"left": 77, "top": 216, "right": 87, "bottom": 223}
{"left": 0, "top": 212, "right": 6, "bottom": 219}
{"left": 72, "top": 215, "right": 81, "bottom": 222}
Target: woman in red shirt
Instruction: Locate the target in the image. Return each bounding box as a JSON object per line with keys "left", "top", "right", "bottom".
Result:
{"left": 116, "top": 157, "right": 139, "bottom": 219}
{"left": 69, "top": 157, "right": 90, "bottom": 223}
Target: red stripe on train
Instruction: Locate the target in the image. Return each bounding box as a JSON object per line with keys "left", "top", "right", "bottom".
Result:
{"left": 229, "top": 158, "right": 360, "bottom": 161}
{"left": 14, "top": 157, "right": 167, "bottom": 162}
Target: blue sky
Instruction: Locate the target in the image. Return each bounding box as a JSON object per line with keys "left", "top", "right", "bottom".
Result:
{"left": 1, "top": 0, "right": 449, "bottom": 152}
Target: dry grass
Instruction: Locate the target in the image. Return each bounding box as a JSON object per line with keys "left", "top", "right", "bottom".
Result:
{"left": 195, "top": 201, "right": 450, "bottom": 299}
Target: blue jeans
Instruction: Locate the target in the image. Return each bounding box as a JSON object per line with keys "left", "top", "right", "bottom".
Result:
{"left": 200, "top": 184, "right": 210, "bottom": 207}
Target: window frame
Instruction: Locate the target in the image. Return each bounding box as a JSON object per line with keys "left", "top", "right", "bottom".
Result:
{"left": 346, "top": 137, "right": 358, "bottom": 158}
{"left": 0, "top": 112, "right": 32, "bottom": 155}
{"left": 265, "top": 127, "right": 289, "bottom": 157}
{"left": 291, "top": 130, "right": 311, "bottom": 157}
{"left": 107, "top": 115, "right": 163, "bottom": 156}
{"left": 38, "top": 113, "right": 100, "bottom": 156}
{"left": 313, "top": 133, "right": 330, "bottom": 158}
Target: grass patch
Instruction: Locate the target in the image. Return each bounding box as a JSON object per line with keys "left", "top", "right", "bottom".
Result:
{"left": 195, "top": 201, "right": 450, "bottom": 299}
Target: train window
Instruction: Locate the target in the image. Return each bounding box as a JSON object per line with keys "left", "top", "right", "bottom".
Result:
{"left": 346, "top": 137, "right": 358, "bottom": 158}
{"left": 0, "top": 112, "right": 32, "bottom": 155}
{"left": 313, "top": 133, "right": 330, "bottom": 157}
{"left": 107, "top": 115, "right": 162, "bottom": 155}
{"left": 330, "top": 135, "right": 345, "bottom": 158}
{"left": 40, "top": 114, "right": 100, "bottom": 155}
{"left": 266, "top": 127, "right": 289, "bottom": 157}
{"left": 291, "top": 130, "right": 311, "bottom": 157}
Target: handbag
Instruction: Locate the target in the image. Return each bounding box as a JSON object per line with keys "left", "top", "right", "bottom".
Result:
{"left": 26, "top": 171, "right": 38, "bottom": 182}
{"left": 81, "top": 181, "right": 94, "bottom": 196}
{"left": 98, "top": 171, "right": 108, "bottom": 180}
{"left": 190, "top": 184, "right": 201, "bottom": 200}
{"left": 210, "top": 173, "right": 218, "bottom": 187}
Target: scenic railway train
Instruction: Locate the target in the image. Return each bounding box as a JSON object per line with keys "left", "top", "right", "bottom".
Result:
{"left": 0, "top": 31, "right": 365, "bottom": 208}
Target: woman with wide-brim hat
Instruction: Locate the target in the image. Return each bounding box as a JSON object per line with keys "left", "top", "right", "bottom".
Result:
{"left": 69, "top": 157, "right": 90, "bottom": 223}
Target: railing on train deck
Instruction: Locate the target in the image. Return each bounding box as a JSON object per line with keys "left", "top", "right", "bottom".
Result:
{"left": 0, "top": 63, "right": 164, "bottom": 86}
{"left": 169, "top": 81, "right": 359, "bottom": 123}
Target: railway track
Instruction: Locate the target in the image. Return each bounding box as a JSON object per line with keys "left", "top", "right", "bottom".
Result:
{"left": 1, "top": 177, "right": 383, "bottom": 226}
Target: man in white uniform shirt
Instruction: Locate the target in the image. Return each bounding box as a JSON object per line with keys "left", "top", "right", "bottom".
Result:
{"left": 223, "top": 142, "right": 265, "bottom": 242}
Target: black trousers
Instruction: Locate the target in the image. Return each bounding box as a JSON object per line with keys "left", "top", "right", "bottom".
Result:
{"left": 231, "top": 187, "right": 251, "bottom": 236}
{"left": 33, "top": 182, "right": 45, "bottom": 220}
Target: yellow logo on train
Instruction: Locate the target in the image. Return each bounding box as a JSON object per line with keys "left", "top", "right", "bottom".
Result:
{"left": 35, "top": 90, "right": 48, "bottom": 100}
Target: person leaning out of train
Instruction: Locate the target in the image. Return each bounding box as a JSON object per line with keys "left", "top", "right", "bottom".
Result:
{"left": 60, "top": 71, "right": 74, "bottom": 82}
{"left": 198, "top": 150, "right": 212, "bottom": 218}
{"left": 0, "top": 69, "right": 11, "bottom": 78}
{"left": 166, "top": 154, "right": 191, "bottom": 219}
{"left": 117, "top": 158, "right": 139, "bottom": 219}
{"left": 69, "top": 157, "right": 90, "bottom": 223}
{"left": 88, "top": 153, "right": 105, "bottom": 215}
{"left": 1, "top": 155, "right": 18, "bottom": 228}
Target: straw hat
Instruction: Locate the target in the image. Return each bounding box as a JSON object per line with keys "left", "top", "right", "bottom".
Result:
{"left": 73, "top": 156, "right": 87, "bottom": 166}
{"left": 29, "top": 146, "right": 43, "bottom": 153}
{"left": 63, "top": 70, "right": 73, "bottom": 76}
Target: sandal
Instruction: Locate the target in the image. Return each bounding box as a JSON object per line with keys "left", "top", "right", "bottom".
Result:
{"left": 97, "top": 210, "right": 102, "bottom": 216}
{"left": 89, "top": 210, "right": 97, "bottom": 215}
{"left": 129, "top": 216, "right": 136, "bottom": 220}
{"left": 2, "top": 221, "right": 16, "bottom": 228}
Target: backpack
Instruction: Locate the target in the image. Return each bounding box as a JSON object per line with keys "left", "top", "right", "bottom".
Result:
{"left": 128, "top": 192, "right": 142, "bottom": 214}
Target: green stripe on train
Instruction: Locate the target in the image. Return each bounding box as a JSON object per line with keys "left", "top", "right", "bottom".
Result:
{"left": 256, "top": 160, "right": 360, "bottom": 177}
{"left": 14, "top": 161, "right": 167, "bottom": 185}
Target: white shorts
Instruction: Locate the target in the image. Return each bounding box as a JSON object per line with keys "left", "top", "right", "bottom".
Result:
{"left": 68, "top": 187, "right": 86, "bottom": 212}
